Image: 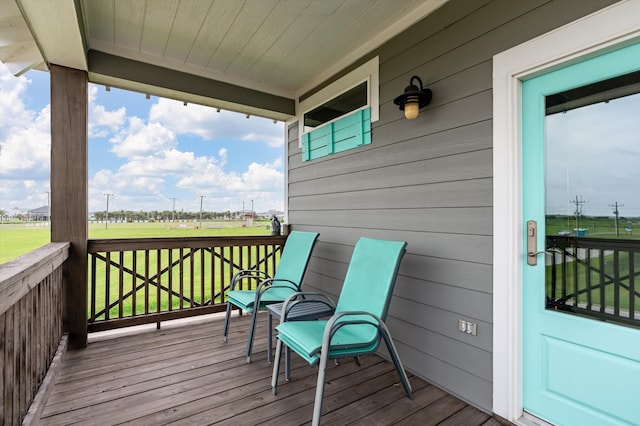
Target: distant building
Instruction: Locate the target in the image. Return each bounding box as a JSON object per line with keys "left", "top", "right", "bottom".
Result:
{"left": 28, "top": 206, "right": 50, "bottom": 221}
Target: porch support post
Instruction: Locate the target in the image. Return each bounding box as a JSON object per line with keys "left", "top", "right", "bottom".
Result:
{"left": 50, "top": 65, "right": 88, "bottom": 350}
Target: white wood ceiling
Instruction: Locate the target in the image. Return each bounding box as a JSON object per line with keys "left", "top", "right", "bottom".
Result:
{"left": 81, "top": 0, "right": 446, "bottom": 97}
{"left": 2, "top": 0, "right": 448, "bottom": 117}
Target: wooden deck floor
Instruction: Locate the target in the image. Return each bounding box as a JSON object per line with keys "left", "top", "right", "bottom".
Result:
{"left": 39, "top": 313, "right": 501, "bottom": 425}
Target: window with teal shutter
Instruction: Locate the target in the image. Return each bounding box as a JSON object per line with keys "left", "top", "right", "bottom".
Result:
{"left": 302, "top": 107, "right": 371, "bottom": 161}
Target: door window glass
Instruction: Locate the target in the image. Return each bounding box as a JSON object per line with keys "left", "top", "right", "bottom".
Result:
{"left": 544, "top": 71, "right": 640, "bottom": 327}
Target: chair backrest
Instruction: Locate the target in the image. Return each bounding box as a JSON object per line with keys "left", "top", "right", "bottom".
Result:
{"left": 334, "top": 237, "right": 407, "bottom": 321}
{"left": 272, "top": 231, "right": 319, "bottom": 289}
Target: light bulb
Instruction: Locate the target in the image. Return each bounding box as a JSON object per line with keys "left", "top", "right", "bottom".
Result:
{"left": 404, "top": 102, "right": 419, "bottom": 119}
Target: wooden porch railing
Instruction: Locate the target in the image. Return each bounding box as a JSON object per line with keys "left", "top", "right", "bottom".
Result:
{"left": 87, "top": 235, "right": 287, "bottom": 332}
{"left": 0, "top": 242, "right": 69, "bottom": 426}
{"left": 546, "top": 235, "right": 640, "bottom": 328}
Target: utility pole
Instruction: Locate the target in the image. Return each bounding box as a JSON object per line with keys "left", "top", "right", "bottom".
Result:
{"left": 170, "top": 197, "right": 177, "bottom": 222}
{"left": 569, "top": 195, "right": 587, "bottom": 233}
{"left": 609, "top": 201, "right": 624, "bottom": 237}
{"left": 198, "top": 195, "right": 205, "bottom": 229}
{"left": 104, "top": 193, "right": 114, "bottom": 229}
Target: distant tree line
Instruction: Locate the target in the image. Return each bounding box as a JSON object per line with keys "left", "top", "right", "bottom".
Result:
{"left": 0, "top": 208, "right": 282, "bottom": 223}
{"left": 91, "top": 210, "right": 270, "bottom": 222}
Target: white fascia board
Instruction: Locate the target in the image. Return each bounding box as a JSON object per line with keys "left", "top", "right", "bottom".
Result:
{"left": 18, "top": 0, "right": 87, "bottom": 70}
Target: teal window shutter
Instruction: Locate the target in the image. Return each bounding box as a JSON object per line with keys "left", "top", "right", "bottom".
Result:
{"left": 301, "top": 107, "right": 371, "bottom": 161}
{"left": 301, "top": 132, "right": 311, "bottom": 161}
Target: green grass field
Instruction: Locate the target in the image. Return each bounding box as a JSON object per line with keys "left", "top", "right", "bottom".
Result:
{"left": 0, "top": 220, "right": 272, "bottom": 264}
{"left": 546, "top": 215, "right": 639, "bottom": 239}
{"left": 1, "top": 220, "right": 280, "bottom": 320}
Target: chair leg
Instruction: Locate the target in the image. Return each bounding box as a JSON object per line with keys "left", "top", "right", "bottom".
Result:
{"left": 380, "top": 328, "right": 412, "bottom": 399}
{"left": 271, "top": 338, "right": 283, "bottom": 395}
{"left": 285, "top": 345, "right": 291, "bottom": 381}
{"left": 267, "top": 311, "right": 273, "bottom": 364}
{"left": 312, "top": 350, "right": 329, "bottom": 426}
{"left": 246, "top": 308, "right": 259, "bottom": 363}
{"left": 222, "top": 302, "right": 233, "bottom": 343}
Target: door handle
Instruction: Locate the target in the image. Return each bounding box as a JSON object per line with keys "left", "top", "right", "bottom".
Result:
{"left": 526, "top": 220, "right": 538, "bottom": 266}
{"left": 528, "top": 248, "right": 563, "bottom": 257}
{"left": 527, "top": 221, "right": 563, "bottom": 265}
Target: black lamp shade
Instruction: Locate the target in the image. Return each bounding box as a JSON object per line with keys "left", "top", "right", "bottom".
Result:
{"left": 393, "top": 76, "right": 432, "bottom": 118}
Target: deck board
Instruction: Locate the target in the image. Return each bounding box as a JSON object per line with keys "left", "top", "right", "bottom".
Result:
{"left": 38, "top": 313, "right": 497, "bottom": 425}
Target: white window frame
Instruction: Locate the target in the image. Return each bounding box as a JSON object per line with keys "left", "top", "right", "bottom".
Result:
{"left": 296, "top": 56, "right": 379, "bottom": 144}
{"left": 492, "top": 1, "right": 640, "bottom": 423}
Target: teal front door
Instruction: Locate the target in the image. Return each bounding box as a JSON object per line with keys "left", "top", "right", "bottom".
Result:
{"left": 522, "top": 42, "right": 640, "bottom": 425}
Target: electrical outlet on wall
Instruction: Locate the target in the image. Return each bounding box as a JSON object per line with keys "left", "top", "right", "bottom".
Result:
{"left": 458, "top": 319, "right": 478, "bottom": 336}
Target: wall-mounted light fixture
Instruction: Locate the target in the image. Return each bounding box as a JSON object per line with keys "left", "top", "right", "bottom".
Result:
{"left": 393, "top": 76, "right": 432, "bottom": 120}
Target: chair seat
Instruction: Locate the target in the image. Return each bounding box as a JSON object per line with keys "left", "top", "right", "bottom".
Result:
{"left": 276, "top": 320, "right": 379, "bottom": 365}
{"left": 227, "top": 287, "right": 297, "bottom": 311}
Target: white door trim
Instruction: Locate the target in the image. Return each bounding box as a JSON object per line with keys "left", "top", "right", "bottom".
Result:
{"left": 492, "top": 1, "right": 640, "bottom": 422}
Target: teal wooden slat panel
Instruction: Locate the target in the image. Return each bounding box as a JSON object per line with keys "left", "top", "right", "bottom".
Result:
{"left": 325, "top": 123, "right": 335, "bottom": 156}
{"left": 301, "top": 108, "right": 371, "bottom": 161}
{"left": 301, "top": 132, "right": 311, "bottom": 161}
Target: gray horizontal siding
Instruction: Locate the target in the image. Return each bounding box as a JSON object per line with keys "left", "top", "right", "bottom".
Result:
{"left": 293, "top": 208, "right": 492, "bottom": 236}
{"left": 287, "top": 0, "right": 617, "bottom": 413}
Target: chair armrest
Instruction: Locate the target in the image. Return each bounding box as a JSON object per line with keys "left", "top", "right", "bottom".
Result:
{"left": 256, "top": 278, "right": 298, "bottom": 292}
{"left": 322, "top": 311, "right": 385, "bottom": 348}
{"left": 280, "top": 292, "right": 336, "bottom": 323}
{"left": 251, "top": 278, "right": 302, "bottom": 308}
{"left": 229, "top": 269, "right": 270, "bottom": 291}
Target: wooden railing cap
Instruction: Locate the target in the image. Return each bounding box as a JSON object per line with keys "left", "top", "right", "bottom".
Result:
{"left": 0, "top": 242, "right": 70, "bottom": 315}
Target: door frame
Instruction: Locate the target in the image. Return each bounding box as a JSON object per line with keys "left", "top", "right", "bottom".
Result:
{"left": 491, "top": 1, "right": 640, "bottom": 423}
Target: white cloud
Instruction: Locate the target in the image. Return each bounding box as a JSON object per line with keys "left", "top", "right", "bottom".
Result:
{"left": 0, "top": 64, "right": 285, "bottom": 213}
{"left": 0, "top": 104, "right": 50, "bottom": 179}
{"left": 149, "top": 98, "right": 284, "bottom": 147}
{"left": 88, "top": 173, "right": 167, "bottom": 213}
{"left": 110, "top": 117, "right": 178, "bottom": 158}
{"left": 88, "top": 85, "right": 126, "bottom": 137}
{"left": 0, "top": 67, "right": 32, "bottom": 138}
{"left": 0, "top": 67, "right": 132, "bottom": 211}
{"left": 175, "top": 158, "right": 284, "bottom": 206}
{"left": 118, "top": 149, "right": 212, "bottom": 177}
{"left": 218, "top": 147, "right": 228, "bottom": 166}
{"left": 241, "top": 161, "right": 284, "bottom": 191}
{"left": 242, "top": 132, "right": 283, "bottom": 148}
{"left": 0, "top": 65, "right": 50, "bottom": 185}
{"left": 0, "top": 179, "right": 50, "bottom": 212}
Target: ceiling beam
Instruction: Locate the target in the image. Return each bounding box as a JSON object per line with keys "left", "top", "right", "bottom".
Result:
{"left": 88, "top": 50, "right": 295, "bottom": 121}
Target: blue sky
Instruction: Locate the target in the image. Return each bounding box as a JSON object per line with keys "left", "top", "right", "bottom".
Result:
{"left": 0, "top": 62, "right": 285, "bottom": 215}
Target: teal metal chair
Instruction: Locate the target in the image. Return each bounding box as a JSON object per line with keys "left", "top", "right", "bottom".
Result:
{"left": 271, "top": 237, "right": 411, "bottom": 425}
{"left": 222, "top": 230, "right": 319, "bottom": 362}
